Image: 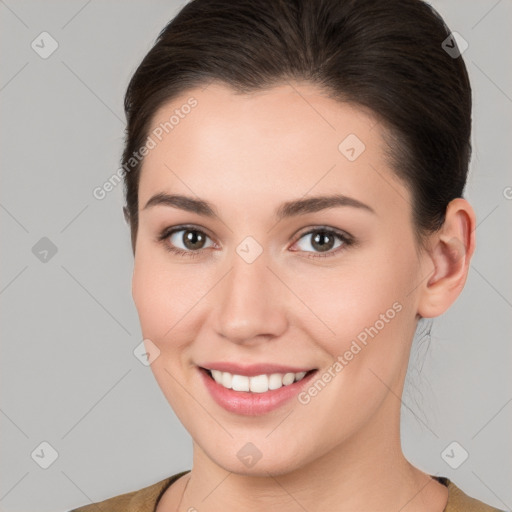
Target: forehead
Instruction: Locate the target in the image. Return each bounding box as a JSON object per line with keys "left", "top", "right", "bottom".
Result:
{"left": 138, "top": 81, "right": 410, "bottom": 218}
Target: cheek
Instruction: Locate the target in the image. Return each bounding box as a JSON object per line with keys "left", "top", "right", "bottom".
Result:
{"left": 132, "top": 249, "right": 177, "bottom": 339}
{"left": 132, "top": 248, "right": 208, "bottom": 352}
{"left": 132, "top": 252, "right": 197, "bottom": 411}
{"left": 293, "top": 245, "right": 417, "bottom": 364}
{"left": 132, "top": 230, "right": 419, "bottom": 356}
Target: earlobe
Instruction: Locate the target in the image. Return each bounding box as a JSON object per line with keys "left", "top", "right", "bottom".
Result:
{"left": 417, "top": 198, "right": 476, "bottom": 318}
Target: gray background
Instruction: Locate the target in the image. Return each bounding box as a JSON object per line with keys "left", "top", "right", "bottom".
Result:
{"left": 0, "top": 1, "right": 511, "bottom": 511}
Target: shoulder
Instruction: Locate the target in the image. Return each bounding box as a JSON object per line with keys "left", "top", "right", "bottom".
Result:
{"left": 67, "top": 470, "right": 190, "bottom": 512}
{"left": 445, "top": 479, "right": 506, "bottom": 512}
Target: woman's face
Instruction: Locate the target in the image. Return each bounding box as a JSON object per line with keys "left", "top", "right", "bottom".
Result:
{"left": 132, "top": 81, "right": 429, "bottom": 475}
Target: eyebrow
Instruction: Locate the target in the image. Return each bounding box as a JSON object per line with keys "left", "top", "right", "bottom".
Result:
{"left": 143, "top": 192, "right": 376, "bottom": 219}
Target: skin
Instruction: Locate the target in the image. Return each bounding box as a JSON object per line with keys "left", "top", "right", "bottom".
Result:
{"left": 131, "top": 81, "right": 476, "bottom": 511}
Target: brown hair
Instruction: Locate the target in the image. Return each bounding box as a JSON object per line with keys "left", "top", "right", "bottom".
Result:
{"left": 121, "top": 0, "right": 471, "bottom": 255}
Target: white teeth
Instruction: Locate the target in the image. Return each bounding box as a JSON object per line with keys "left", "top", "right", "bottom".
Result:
{"left": 231, "top": 374, "right": 250, "bottom": 392}
{"left": 208, "top": 369, "right": 310, "bottom": 392}
{"left": 268, "top": 373, "right": 283, "bottom": 390}
{"left": 249, "top": 374, "right": 268, "bottom": 393}
{"left": 221, "top": 371, "right": 232, "bottom": 389}
{"left": 282, "top": 372, "right": 295, "bottom": 386}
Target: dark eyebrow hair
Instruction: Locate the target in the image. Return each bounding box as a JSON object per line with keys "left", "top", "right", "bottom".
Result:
{"left": 276, "top": 194, "right": 376, "bottom": 218}
{"left": 143, "top": 193, "right": 218, "bottom": 217}
{"left": 142, "top": 192, "right": 376, "bottom": 219}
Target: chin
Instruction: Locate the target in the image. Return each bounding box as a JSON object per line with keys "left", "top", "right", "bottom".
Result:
{"left": 201, "top": 443, "right": 310, "bottom": 478}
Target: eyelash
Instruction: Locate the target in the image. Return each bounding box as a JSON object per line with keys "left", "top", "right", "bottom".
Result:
{"left": 157, "top": 225, "right": 355, "bottom": 260}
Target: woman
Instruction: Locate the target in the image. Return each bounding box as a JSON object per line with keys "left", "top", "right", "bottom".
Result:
{"left": 71, "top": 0, "right": 505, "bottom": 510}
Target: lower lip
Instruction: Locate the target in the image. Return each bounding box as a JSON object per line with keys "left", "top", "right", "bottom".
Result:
{"left": 198, "top": 367, "right": 318, "bottom": 416}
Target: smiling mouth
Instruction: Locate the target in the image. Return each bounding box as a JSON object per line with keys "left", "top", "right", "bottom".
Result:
{"left": 200, "top": 367, "right": 317, "bottom": 393}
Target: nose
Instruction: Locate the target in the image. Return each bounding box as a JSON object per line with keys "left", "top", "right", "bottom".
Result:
{"left": 213, "top": 248, "right": 288, "bottom": 345}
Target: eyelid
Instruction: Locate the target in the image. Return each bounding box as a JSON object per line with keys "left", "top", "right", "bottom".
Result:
{"left": 292, "top": 225, "right": 353, "bottom": 242}
{"left": 158, "top": 224, "right": 217, "bottom": 248}
{"left": 159, "top": 223, "right": 214, "bottom": 239}
{"left": 158, "top": 224, "right": 355, "bottom": 258}
{"left": 289, "top": 226, "right": 354, "bottom": 256}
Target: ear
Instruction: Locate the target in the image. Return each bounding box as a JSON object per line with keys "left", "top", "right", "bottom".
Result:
{"left": 417, "top": 198, "right": 476, "bottom": 319}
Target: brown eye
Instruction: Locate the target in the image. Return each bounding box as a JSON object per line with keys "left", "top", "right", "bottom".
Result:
{"left": 179, "top": 229, "right": 208, "bottom": 250}
{"left": 292, "top": 228, "right": 354, "bottom": 258}
{"left": 310, "top": 231, "right": 337, "bottom": 252}
{"left": 168, "top": 228, "right": 213, "bottom": 251}
{"left": 158, "top": 226, "right": 216, "bottom": 257}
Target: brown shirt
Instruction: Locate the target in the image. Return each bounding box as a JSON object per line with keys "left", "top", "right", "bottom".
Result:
{"left": 69, "top": 472, "right": 505, "bottom": 512}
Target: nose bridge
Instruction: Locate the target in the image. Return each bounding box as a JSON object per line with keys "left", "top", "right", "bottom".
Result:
{"left": 214, "top": 243, "right": 286, "bottom": 342}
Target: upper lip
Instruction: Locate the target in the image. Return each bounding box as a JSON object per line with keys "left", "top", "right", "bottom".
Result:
{"left": 199, "top": 362, "right": 316, "bottom": 376}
